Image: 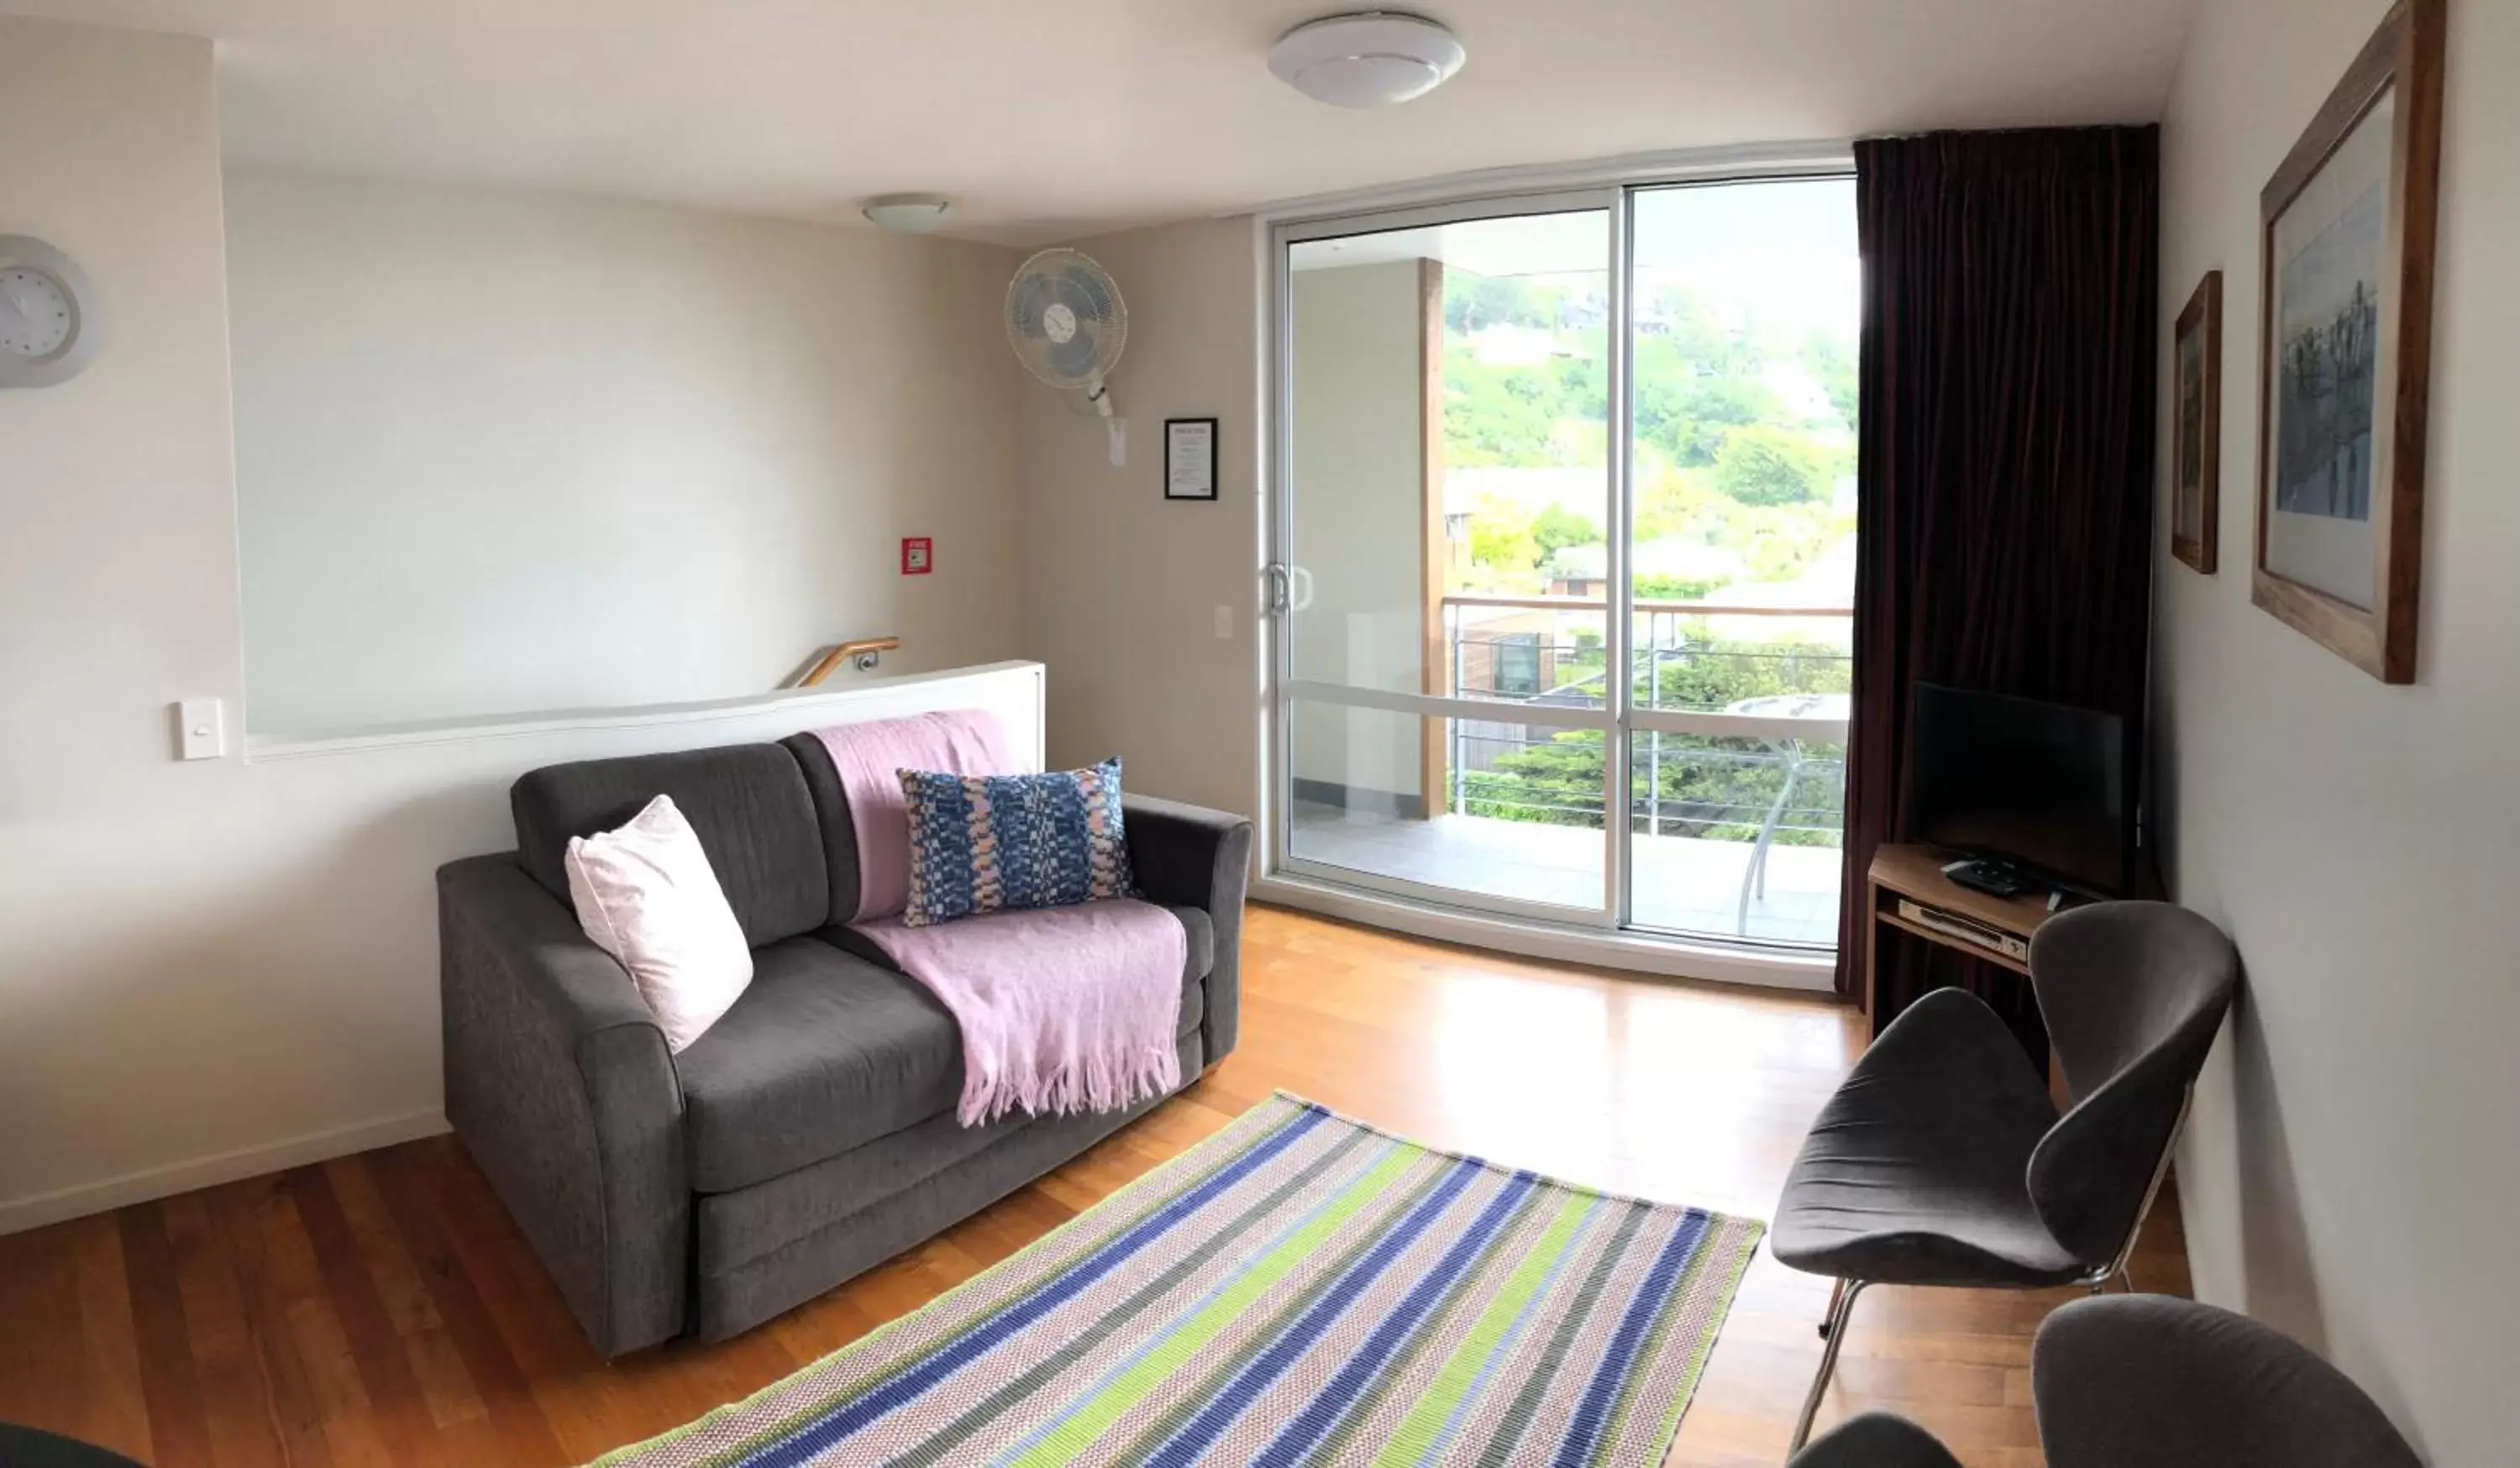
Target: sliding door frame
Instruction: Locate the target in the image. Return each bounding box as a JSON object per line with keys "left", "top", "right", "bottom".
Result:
{"left": 1269, "top": 187, "right": 1629, "bottom": 928}
{"left": 1261, "top": 150, "right": 1856, "bottom": 973}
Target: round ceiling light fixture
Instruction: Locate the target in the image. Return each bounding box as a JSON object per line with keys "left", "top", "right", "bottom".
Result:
{"left": 1268, "top": 11, "right": 1465, "bottom": 109}
{"left": 861, "top": 194, "right": 955, "bottom": 233}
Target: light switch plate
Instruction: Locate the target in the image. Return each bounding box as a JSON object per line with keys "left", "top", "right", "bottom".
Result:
{"left": 1214, "top": 605, "right": 1233, "bottom": 641}
{"left": 176, "top": 699, "right": 223, "bottom": 761}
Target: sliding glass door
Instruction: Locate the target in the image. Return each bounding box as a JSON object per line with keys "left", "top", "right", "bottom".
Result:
{"left": 1271, "top": 176, "right": 1858, "bottom": 951}
{"left": 1278, "top": 196, "right": 1620, "bottom": 922}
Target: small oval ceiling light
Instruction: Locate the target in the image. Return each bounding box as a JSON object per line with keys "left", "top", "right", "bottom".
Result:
{"left": 1269, "top": 11, "right": 1466, "bottom": 109}
{"left": 861, "top": 194, "right": 956, "bottom": 233}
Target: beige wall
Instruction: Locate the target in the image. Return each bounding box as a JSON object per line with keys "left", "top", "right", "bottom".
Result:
{"left": 225, "top": 170, "right": 1027, "bottom": 734}
{"left": 1289, "top": 260, "right": 1428, "bottom": 807}
{"left": 2155, "top": 0, "right": 2520, "bottom": 1460}
{"left": 1017, "top": 217, "right": 1264, "bottom": 821}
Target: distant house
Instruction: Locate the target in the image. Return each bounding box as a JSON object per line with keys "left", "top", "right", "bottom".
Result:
{"left": 1545, "top": 540, "right": 1739, "bottom": 600}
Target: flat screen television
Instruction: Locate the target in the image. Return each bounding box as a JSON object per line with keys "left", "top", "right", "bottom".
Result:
{"left": 1905, "top": 682, "right": 2133, "bottom": 895}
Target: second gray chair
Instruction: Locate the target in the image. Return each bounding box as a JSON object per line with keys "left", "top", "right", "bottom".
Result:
{"left": 1770, "top": 899, "right": 2239, "bottom": 1450}
{"left": 2034, "top": 1293, "right": 2423, "bottom": 1466}
{"left": 1782, "top": 1412, "right": 1960, "bottom": 1468}
{"left": 1788, "top": 1293, "right": 2423, "bottom": 1467}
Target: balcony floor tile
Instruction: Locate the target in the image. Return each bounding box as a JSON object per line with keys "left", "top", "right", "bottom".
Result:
{"left": 1288, "top": 803, "right": 1841, "bottom": 947}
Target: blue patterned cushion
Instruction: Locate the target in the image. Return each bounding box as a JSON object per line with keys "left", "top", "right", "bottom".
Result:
{"left": 898, "top": 757, "right": 1134, "bottom": 927}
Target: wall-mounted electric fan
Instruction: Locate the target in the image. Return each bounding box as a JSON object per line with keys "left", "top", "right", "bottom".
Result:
{"left": 1005, "top": 247, "right": 1129, "bottom": 463}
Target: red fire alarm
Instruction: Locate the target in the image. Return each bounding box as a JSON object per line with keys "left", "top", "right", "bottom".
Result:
{"left": 900, "top": 537, "right": 933, "bottom": 575}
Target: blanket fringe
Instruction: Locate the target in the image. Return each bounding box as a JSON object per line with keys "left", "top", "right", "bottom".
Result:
{"left": 958, "top": 1042, "right": 1183, "bottom": 1128}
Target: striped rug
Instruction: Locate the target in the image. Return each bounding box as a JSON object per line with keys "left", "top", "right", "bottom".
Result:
{"left": 596, "top": 1093, "right": 1764, "bottom": 1468}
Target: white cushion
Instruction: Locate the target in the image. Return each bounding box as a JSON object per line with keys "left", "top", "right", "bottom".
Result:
{"left": 564, "top": 794, "right": 752, "bottom": 1052}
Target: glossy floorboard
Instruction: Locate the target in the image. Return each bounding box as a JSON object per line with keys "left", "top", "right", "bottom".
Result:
{"left": 0, "top": 904, "right": 2187, "bottom": 1466}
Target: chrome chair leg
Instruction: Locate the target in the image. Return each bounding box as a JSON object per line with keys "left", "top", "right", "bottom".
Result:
{"left": 1818, "top": 1275, "right": 1847, "bottom": 1337}
{"left": 1792, "top": 1278, "right": 1866, "bottom": 1453}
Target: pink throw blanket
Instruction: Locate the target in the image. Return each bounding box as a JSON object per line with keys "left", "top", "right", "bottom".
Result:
{"left": 815, "top": 711, "right": 1019, "bottom": 921}
{"left": 852, "top": 904, "right": 1184, "bottom": 1125}
{"left": 812, "top": 711, "right": 1187, "bottom": 1125}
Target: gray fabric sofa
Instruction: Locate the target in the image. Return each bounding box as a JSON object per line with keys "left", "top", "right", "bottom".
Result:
{"left": 438, "top": 732, "right": 1252, "bottom": 1356}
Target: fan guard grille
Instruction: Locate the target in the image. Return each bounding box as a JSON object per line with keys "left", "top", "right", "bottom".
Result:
{"left": 1005, "top": 248, "right": 1128, "bottom": 389}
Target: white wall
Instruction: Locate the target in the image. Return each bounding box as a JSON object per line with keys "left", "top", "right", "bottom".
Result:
{"left": 1018, "top": 218, "right": 1265, "bottom": 823}
{"left": 1289, "top": 260, "right": 1427, "bottom": 806}
{"left": 2155, "top": 0, "right": 2520, "bottom": 1460}
{"left": 0, "top": 18, "right": 253, "bottom": 1219}
{"left": 224, "top": 170, "right": 1027, "bottom": 735}
{"left": 0, "top": 17, "right": 1049, "bottom": 1235}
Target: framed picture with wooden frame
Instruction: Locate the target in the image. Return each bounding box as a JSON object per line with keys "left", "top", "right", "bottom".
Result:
{"left": 2250, "top": 0, "right": 2444, "bottom": 683}
{"left": 2171, "top": 271, "right": 2223, "bottom": 574}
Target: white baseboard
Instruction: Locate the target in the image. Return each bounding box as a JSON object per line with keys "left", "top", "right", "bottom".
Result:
{"left": 0, "top": 1109, "right": 450, "bottom": 1236}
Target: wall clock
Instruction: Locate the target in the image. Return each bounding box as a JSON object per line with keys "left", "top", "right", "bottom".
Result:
{"left": 0, "top": 235, "right": 102, "bottom": 389}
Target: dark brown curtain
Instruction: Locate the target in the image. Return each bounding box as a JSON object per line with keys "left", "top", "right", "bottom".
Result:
{"left": 1835, "top": 128, "right": 2160, "bottom": 1054}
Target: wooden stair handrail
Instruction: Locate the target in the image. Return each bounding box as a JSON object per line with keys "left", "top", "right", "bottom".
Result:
{"left": 796, "top": 636, "right": 901, "bottom": 687}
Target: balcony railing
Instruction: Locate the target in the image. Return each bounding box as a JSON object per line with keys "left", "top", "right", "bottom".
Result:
{"left": 1435, "top": 594, "right": 1851, "bottom": 851}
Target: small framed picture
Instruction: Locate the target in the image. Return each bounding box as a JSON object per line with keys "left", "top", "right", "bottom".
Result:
{"left": 2171, "top": 270, "right": 2223, "bottom": 574}
{"left": 1164, "top": 417, "right": 1218, "bottom": 501}
{"left": 2251, "top": 0, "right": 2443, "bottom": 682}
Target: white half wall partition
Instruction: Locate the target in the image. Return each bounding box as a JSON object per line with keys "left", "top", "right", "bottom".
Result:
{"left": 2, "top": 662, "right": 1046, "bottom": 1235}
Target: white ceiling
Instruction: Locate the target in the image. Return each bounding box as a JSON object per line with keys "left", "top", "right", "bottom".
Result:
{"left": 8, "top": 0, "right": 2199, "bottom": 245}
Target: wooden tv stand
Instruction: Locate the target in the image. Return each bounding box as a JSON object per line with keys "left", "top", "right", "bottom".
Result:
{"left": 1861, "top": 843, "right": 2160, "bottom": 1101}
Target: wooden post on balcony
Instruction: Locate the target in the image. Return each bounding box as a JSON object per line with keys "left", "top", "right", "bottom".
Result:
{"left": 1417, "top": 255, "right": 1446, "bottom": 822}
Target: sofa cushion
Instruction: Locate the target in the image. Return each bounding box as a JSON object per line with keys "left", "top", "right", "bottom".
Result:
{"left": 513, "top": 744, "right": 829, "bottom": 948}
{"left": 675, "top": 936, "right": 961, "bottom": 1193}
{"left": 816, "top": 904, "right": 1212, "bottom": 1041}
{"left": 779, "top": 731, "right": 864, "bottom": 926}
{"left": 680, "top": 916, "right": 1215, "bottom": 1195}
{"left": 1171, "top": 904, "right": 1216, "bottom": 991}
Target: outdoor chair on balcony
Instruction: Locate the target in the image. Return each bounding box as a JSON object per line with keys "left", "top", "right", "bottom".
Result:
{"left": 1721, "top": 691, "right": 1847, "bottom": 936}
{"left": 1771, "top": 900, "right": 2239, "bottom": 1451}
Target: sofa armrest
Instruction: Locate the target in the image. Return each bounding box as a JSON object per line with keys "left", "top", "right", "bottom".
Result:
{"left": 1125, "top": 796, "right": 1253, "bottom": 1064}
{"left": 438, "top": 853, "right": 688, "bottom": 1356}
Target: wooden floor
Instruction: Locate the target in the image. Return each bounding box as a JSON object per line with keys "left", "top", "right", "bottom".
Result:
{"left": 0, "top": 904, "right": 2187, "bottom": 1466}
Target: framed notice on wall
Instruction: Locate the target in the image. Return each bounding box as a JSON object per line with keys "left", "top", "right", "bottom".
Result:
{"left": 1164, "top": 417, "right": 1218, "bottom": 501}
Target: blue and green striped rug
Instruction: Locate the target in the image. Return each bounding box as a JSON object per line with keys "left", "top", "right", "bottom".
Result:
{"left": 597, "top": 1093, "right": 1763, "bottom": 1467}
